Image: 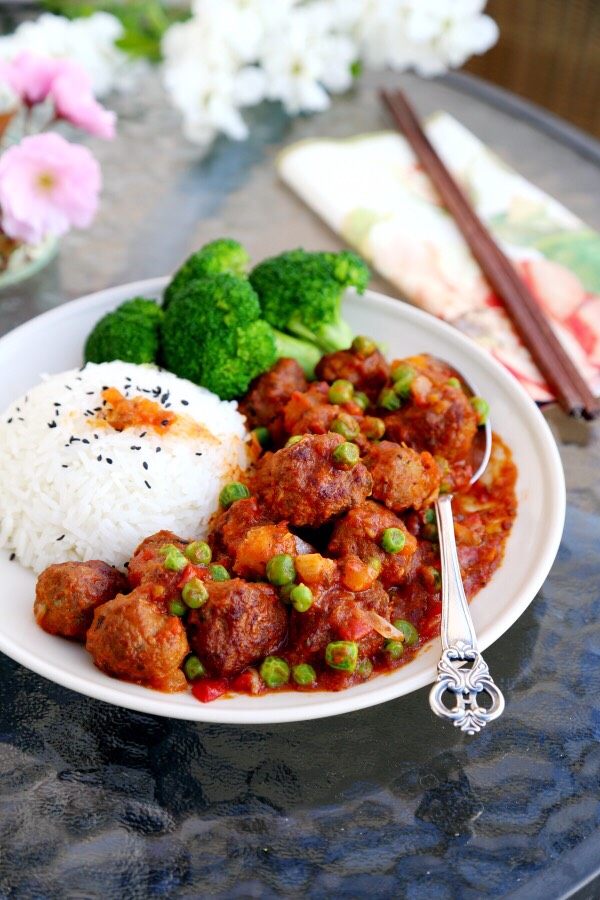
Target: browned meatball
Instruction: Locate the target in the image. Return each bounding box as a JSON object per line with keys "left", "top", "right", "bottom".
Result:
{"left": 128, "top": 530, "right": 189, "bottom": 605}
{"left": 208, "top": 497, "right": 271, "bottom": 567}
{"left": 328, "top": 500, "right": 417, "bottom": 589}
{"left": 232, "top": 522, "right": 297, "bottom": 580}
{"left": 86, "top": 585, "right": 189, "bottom": 691}
{"left": 34, "top": 560, "right": 128, "bottom": 641}
{"left": 288, "top": 581, "right": 391, "bottom": 664}
{"left": 283, "top": 382, "right": 340, "bottom": 436}
{"left": 384, "top": 355, "right": 478, "bottom": 463}
{"left": 363, "top": 441, "right": 440, "bottom": 512}
{"left": 239, "top": 358, "right": 308, "bottom": 430}
{"left": 316, "top": 346, "right": 390, "bottom": 399}
{"left": 187, "top": 579, "right": 287, "bottom": 677}
{"left": 251, "top": 432, "right": 373, "bottom": 528}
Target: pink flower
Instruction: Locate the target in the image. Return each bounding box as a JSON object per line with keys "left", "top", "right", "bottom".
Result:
{"left": 51, "top": 62, "right": 116, "bottom": 140}
{"left": 0, "top": 52, "right": 61, "bottom": 105}
{"left": 0, "top": 132, "right": 101, "bottom": 244}
{"left": 0, "top": 53, "right": 115, "bottom": 138}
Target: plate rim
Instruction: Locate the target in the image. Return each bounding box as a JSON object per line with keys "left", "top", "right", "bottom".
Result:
{"left": 0, "top": 277, "right": 566, "bottom": 723}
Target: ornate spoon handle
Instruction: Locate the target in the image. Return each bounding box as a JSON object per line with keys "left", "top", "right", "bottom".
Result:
{"left": 429, "top": 494, "right": 505, "bottom": 734}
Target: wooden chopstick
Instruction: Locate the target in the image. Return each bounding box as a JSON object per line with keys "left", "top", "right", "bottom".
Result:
{"left": 380, "top": 88, "right": 600, "bottom": 420}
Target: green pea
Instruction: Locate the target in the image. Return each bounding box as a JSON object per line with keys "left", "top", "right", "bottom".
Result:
{"left": 328, "top": 379, "right": 354, "bottom": 405}
{"left": 292, "top": 663, "right": 317, "bottom": 686}
{"left": 422, "top": 523, "right": 438, "bottom": 542}
{"left": 266, "top": 553, "right": 296, "bottom": 586}
{"left": 333, "top": 441, "right": 360, "bottom": 467}
{"left": 219, "top": 481, "right": 250, "bottom": 509}
{"left": 325, "top": 640, "right": 358, "bottom": 672}
{"left": 471, "top": 396, "right": 490, "bottom": 426}
{"left": 182, "top": 577, "right": 209, "bottom": 609}
{"left": 285, "top": 434, "right": 304, "bottom": 448}
{"left": 160, "top": 544, "right": 188, "bottom": 572}
{"left": 352, "top": 335, "right": 377, "bottom": 356}
{"left": 290, "top": 583, "right": 313, "bottom": 612}
{"left": 260, "top": 656, "right": 290, "bottom": 688}
{"left": 393, "top": 619, "right": 419, "bottom": 646}
{"left": 423, "top": 508, "right": 436, "bottom": 524}
{"left": 385, "top": 639, "right": 404, "bottom": 659}
{"left": 381, "top": 527, "right": 406, "bottom": 554}
{"left": 169, "top": 598, "right": 187, "bottom": 617}
{"left": 354, "top": 391, "right": 369, "bottom": 412}
{"left": 331, "top": 414, "right": 360, "bottom": 441}
{"left": 357, "top": 658, "right": 373, "bottom": 679}
{"left": 391, "top": 364, "right": 416, "bottom": 398}
{"left": 209, "top": 564, "right": 230, "bottom": 582}
{"left": 378, "top": 388, "right": 401, "bottom": 411}
{"left": 447, "top": 377, "right": 461, "bottom": 389}
{"left": 252, "top": 426, "right": 270, "bottom": 448}
{"left": 427, "top": 566, "right": 442, "bottom": 591}
{"left": 184, "top": 654, "right": 206, "bottom": 680}
{"left": 185, "top": 540, "right": 212, "bottom": 565}
{"left": 363, "top": 416, "right": 386, "bottom": 440}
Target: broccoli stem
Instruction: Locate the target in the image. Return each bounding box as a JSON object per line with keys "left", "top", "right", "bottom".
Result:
{"left": 287, "top": 317, "right": 354, "bottom": 354}
{"left": 273, "top": 329, "right": 321, "bottom": 378}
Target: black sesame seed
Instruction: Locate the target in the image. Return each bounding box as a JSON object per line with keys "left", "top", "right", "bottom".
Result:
{"left": 195, "top": 452, "right": 203, "bottom": 457}
{"left": 54, "top": 402, "right": 61, "bottom": 407}
{"left": 48, "top": 421, "right": 57, "bottom": 429}
{"left": 181, "top": 400, "right": 189, "bottom": 406}
{"left": 139, "top": 432, "right": 147, "bottom": 438}
{"left": 86, "top": 391, "right": 94, "bottom": 396}
{"left": 56, "top": 534, "right": 65, "bottom": 542}
{"left": 156, "top": 447, "right": 161, "bottom": 453}
{"left": 106, "top": 458, "right": 113, "bottom": 464}
{"left": 9, "top": 553, "right": 15, "bottom": 561}
{"left": 62, "top": 464, "right": 69, "bottom": 469}
{"left": 65, "top": 385, "right": 72, "bottom": 391}
{"left": 18, "top": 417, "right": 24, "bottom": 422}
{"left": 161, "top": 420, "right": 169, "bottom": 427}
{"left": 102, "top": 386, "right": 108, "bottom": 391}
{"left": 161, "top": 392, "right": 170, "bottom": 404}
{"left": 82, "top": 439, "right": 90, "bottom": 445}
{"left": 124, "top": 561, "right": 129, "bottom": 569}
{"left": 7, "top": 418, "right": 12, "bottom": 424}
{"left": 144, "top": 480, "right": 151, "bottom": 489}
{"left": 15, "top": 406, "right": 20, "bottom": 412}
{"left": 130, "top": 445, "right": 141, "bottom": 451}
{"left": 143, "top": 461, "right": 148, "bottom": 470}
{"left": 97, "top": 455, "right": 102, "bottom": 462}
{"left": 69, "top": 437, "right": 80, "bottom": 443}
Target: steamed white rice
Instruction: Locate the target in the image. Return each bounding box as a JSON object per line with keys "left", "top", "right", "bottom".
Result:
{"left": 0, "top": 361, "right": 249, "bottom": 574}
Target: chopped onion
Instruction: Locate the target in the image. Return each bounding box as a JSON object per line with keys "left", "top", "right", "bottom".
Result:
{"left": 360, "top": 610, "right": 404, "bottom": 641}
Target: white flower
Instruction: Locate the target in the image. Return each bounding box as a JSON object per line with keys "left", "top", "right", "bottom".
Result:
{"left": 0, "top": 13, "right": 140, "bottom": 98}
{"left": 162, "top": 18, "right": 266, "bottom": 146}
{"left": 259, "top": 2, "right": 358, "bottom": 114}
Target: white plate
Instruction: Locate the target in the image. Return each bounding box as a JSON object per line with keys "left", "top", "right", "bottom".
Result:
{"left": 0, "top": 279, "right": 565, "bottom": 723}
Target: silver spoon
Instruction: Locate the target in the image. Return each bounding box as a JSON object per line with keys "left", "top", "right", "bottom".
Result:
{"left": 428, "top": 362, "right": 505, "bottom": 734}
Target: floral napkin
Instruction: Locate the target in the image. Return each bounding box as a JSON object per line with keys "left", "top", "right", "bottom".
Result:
{"left": 278, "top": 114, "right": 600, "bottom": 402}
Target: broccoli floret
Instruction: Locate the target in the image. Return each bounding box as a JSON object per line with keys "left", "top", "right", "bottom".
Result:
{"left": 161, "top": 274, "right": 277, "bottom": 399}
{"left": 84, "top": 297, "right": 163, "bottom": 365}
{"left": 272, "top": 329, "right": 321, "bottom": 378}
{"left": 249, "top": 249, "right": 368, "bottom": 353}
{"left": 164, "top": 238, "right": 250, "bottom": 309}
{"left": 321, "top": 250, "right": 370, "bottom": 292}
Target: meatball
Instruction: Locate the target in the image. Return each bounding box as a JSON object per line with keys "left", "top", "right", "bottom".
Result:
{"left": 239, "top": 358, "right": 308, "bottom": 431}
{"left": 289, "top": 581, "right": 392, "bottom": 664}
{"left": 232, "top": 522, "right": 297, "bottom": 580}
{"left": 363, "top": 441, "right": 440, "bottom": 512}
{"left": 34, "top": 560, "right": 128, "bottom": 641}
{"left": 208, "top": 497, "right": 271, "bottom": 567}
{"left": 316, "top": 347, "right": 390, "bottom": 399}
{"left": 384, "top": 355, "right": 478, "bottom": 463}
{"left": 251, "top": 433, "right": 373, "bottom": 528}
{"left": 188, "top": 579, "right": 287, "bottom": 677}
{"left": 328, "top": 500, "right": 417, "bottom": 589}
{"left": 283, "top": 382, "right": 340, "bottom": 436}
{"left": 86, "top": 585, "right": 189, "bottom": 691}
{"left": 128, "top": 530, "right": 189, "bottom": 604}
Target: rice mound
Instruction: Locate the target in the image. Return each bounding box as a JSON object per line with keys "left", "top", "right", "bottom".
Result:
{"left": 0, "top": 361, "right": 249, "bottom": 574}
